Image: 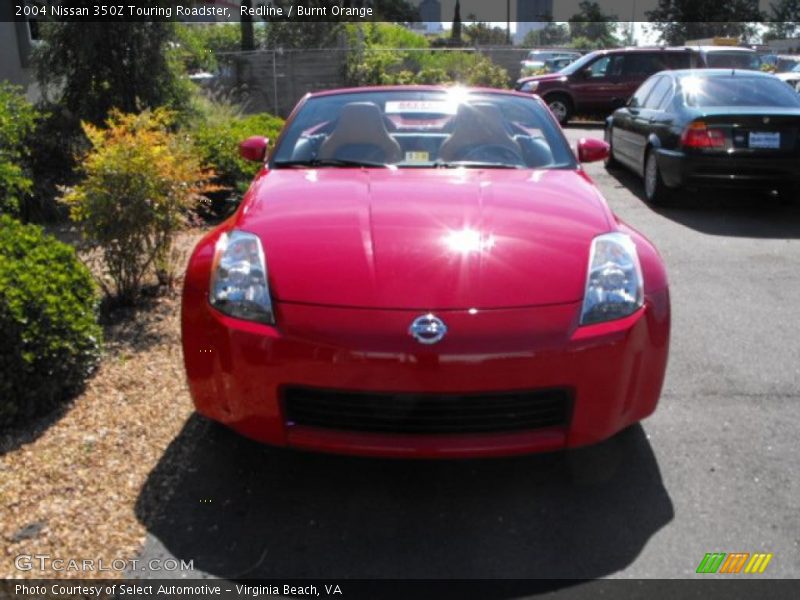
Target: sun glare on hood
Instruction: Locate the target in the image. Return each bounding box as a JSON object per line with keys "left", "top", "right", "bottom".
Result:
{"left": 443, "top": 228, "right": 496, "bottom": 254}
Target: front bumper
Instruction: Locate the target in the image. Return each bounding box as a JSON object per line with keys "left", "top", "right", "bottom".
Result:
{"left": 656, "top": 147, "right": 800, "bottom": 190}
{"left": 182, "top": 289, "right": 670, "bottom": 458}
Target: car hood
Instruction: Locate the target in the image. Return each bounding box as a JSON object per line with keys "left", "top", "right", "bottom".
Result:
{"left": 240, "top": 168, "right": 611, "bottom": 310}
{"left": 517, "top": 73, "right": 566, "bottom": 85}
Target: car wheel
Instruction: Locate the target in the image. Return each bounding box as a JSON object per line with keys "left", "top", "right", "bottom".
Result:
{"left": 545, "top": 94, "right": 572, "bottom": 126}
{"left": 643, "top": 149, "right": 673, "bottom": 206}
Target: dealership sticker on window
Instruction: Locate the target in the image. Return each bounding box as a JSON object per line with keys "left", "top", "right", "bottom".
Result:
{"left": 386, "top": 101, "right": 457, "bottom": 114}
{"left": 405, "top": 151, "right": 430, "bottom": 163}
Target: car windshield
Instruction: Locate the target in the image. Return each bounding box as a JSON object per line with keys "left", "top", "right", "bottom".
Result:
{"left": 679, "top": 75, "right": 800, "bottom": 107}
{"left": 793, "top": 63, "right": 800, "bottom": 73}
{"left": 559, "top": 51, "right": 600, "bottom": 75}
{"left": 703, "top": 51, "right": 762, "bottom": 70}
{"left": 271, "top": 89, "right": 576, "bottom": 170}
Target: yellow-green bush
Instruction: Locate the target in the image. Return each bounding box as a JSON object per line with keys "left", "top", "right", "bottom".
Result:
{"left": 189, "top": 96, "right": 284, "bottom": 197}
{"left": 63, "top": 109, "right": 211, "bottom": 303}
{"left": 0, "top": 215, "right": 102, "bottom": 427}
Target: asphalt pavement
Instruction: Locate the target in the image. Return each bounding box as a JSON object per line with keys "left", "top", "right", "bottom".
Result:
{"left": 132, "top": 126, "right": 800, "bottom": 583}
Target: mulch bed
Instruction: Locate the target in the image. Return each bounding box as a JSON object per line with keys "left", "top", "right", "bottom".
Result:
{"left": 0, "top": 228, "right": 208, "bottom": 579}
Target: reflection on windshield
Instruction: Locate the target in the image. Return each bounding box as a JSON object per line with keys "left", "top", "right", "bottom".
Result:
{"left": 559, "top": 52, "right": 598, "bottom": 76}
{"left": 680, "top": 76, "right": 800, "bottom": 107}
{"left": 271, "top": 90, "right": 577, "bottom": 170}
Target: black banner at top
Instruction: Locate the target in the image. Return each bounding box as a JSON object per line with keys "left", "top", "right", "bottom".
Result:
{"left": 3, "top": 0, "right": 796, "bottom": 23}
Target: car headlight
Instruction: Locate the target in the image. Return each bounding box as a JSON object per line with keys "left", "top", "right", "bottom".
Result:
{"left": 209, "top": 230, "right": 274, "bottom": 324}
{"left": 519, "top": 80, "right": 539, "bottom": 93}
{"left": 580, "top": 233, "right": 644, "bottom": 325}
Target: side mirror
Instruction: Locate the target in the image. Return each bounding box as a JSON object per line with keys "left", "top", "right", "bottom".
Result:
{"left": 239, "top": 136, "right": 269, "bottom": 162}
{"left": 580, "top": 68, "right": 592, "bottom": 79}
{"left": 577, "top": 137, "right": 610, "bottom": 163}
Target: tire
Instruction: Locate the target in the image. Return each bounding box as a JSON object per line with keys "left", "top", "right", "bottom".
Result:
{"left": 643, "top": 148, "right": 673, "bottom": 206}
{"left": 545, "top": 94, "right": 573, "bottom": 126}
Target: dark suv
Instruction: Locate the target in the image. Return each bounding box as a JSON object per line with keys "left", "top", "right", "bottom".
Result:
{"left": 516, "top": 46, "right": 761, "bottom": 124}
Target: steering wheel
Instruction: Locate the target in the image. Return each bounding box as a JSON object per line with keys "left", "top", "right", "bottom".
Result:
{"left": 457, "top": 144, "right": 525, "bottom": 166}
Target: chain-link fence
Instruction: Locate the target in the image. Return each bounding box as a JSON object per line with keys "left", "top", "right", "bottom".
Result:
{"left": 212, "top": 46, "right": 533, "bottom": 117}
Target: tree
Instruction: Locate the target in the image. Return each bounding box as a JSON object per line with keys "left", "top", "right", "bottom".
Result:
{"left": 34, "top": 21, "right": 190, "bottom": 125}
{"left": 764, "top": 0, "right": 800, "bottom": 40}
{"left": 451, "top": 0, "right": 463, "bottom": 44}
{"left": 465, "top": 22, "right": 510, "bottom": 45}
{"left": 646, "top": 0, "right": 764, "bottom": 45}
{"left": 258, "top": 0, "right": 418, "bottom": 49}
{"left": 241, "top": 0, "right": 255, "bottom": 51}
{"left": 568, "top": 1, "right": 620, "bottom": 47}
{"left": 523, "top": 22, "right": 570, "bottom": 47}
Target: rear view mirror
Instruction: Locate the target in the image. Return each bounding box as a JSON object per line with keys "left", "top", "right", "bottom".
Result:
{"left": 239, "top": 136, "right": 269, "bottom": 162}
{"left": 577, "top": 138, "right": 610, "bottom": 163}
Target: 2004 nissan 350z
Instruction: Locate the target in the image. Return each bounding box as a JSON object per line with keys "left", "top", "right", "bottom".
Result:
{"left": 181, "top": 86, "right": 670, "bottom": 458}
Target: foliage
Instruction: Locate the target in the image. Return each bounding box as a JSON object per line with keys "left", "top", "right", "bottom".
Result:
{"left": 0, "top": 84, "right": 38, "bottom": 217}
{"left": 464, "top": 22, "right": 511, "bottom": 46}
{"left": 645, "top": 0, "right": 763, "bottom": 45}
{"left": 523, "top": 23, "right": 570, "bottom": 47}
{"left": 568, "top": 36, "right": 608, "bottom": 51}
{"left": 568, "top": 1, "right": 621, "bottom": 48}
{"left": 451, "top": 0, "right": 463, "bottom": 43}
{"left": 344, "top": 24, "right": 509, "bottom": 88}
{"left": 174, "top": 23, "right": 243, "bottom": 73}
{"left": 190, "top": 95, "right": 284, "bottom": 196}
{"left": 34, "top": 21, "right": 192, "bottom": 125}
{"left": 0, "top": 215, "right": 102, "bottom": 427}
{"left": 764, "top": 0, "right": 800, "bottom": 40}
{"left": 62, "top": 109, "right": 211, "bottom": 303}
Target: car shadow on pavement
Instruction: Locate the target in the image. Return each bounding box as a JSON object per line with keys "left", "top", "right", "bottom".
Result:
{"left": 605, "top": 166, "right": 800, "bottom": 239}
{"left": 134, "top": 416, "right": 673, "bottom": 583}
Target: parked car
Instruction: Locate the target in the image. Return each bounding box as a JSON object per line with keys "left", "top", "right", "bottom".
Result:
{"left": 520, "top": 50, "right": 581, "bottom": 77}
{"left": 688, "top": 45, "right": 762, "bottom": 70}
{"left": 605, "top": 69, "right": 800, "bottom": 204}
{"left": 181, "top": 86, "right": 670, "bottom": 458}
{"left": 543, "top": 56, "right": 577, "bottom": 72}
{"left": 776, "top": 63, "right": 800, "bottom": 92}
{"left": 516, "top": 46, "right": 761, "bottom": 125}
{"left": 757, "top": 53, "right": 799, "bottom": 73}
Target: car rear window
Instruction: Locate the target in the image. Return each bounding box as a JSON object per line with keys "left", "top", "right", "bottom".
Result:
{"left": 680, "top": 76, "right": 800, "bottom": 107}
{"left": 703, "top": 51, "right": 762, "bottom": 70}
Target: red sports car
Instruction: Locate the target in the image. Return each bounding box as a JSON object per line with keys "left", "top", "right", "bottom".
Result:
{"left": 181, "top": 86, "right": 670, "bottom": 458}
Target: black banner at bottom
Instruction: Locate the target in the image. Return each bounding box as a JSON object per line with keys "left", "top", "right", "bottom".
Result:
{"left": 2, "top": 579, "right": 800, "bottom": 600}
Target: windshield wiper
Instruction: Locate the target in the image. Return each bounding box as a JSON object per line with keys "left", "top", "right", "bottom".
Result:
{"left": 274, "top": 158, "right": 390, "bottom": 169}
{"left": 432, "top": 161, "right": 522, "bottom": 169}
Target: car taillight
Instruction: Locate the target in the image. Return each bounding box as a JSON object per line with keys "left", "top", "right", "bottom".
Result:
{"left": 681, "top": 121, "right": 726, "bottom": 149}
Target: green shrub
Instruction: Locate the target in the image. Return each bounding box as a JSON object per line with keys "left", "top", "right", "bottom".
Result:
{"left": 190, "top": 96, "right": 284, "bottom": 195}
{"left": 0, "top": 83, "right": 38, "bottom": 217}
{"left": 343, "top": 24, "right": 510, "bottom": 88}
{"left": 63, "top": 109, "right": 212, "bottom": 302}
{"left": 0, "top": 215, "right": 102, "bottom": 427}
{"left": 174, "top": 23, "right": 243, "bottom": 74}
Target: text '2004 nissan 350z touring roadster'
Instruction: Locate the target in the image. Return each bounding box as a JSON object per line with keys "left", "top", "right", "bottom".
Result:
{"left": 181, "top": 86, "right": 670, "bottom": 458}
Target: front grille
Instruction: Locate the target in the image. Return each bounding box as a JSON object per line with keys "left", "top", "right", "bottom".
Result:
{"left": 282, "top": 387, "right": 572, "bottom": 435}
